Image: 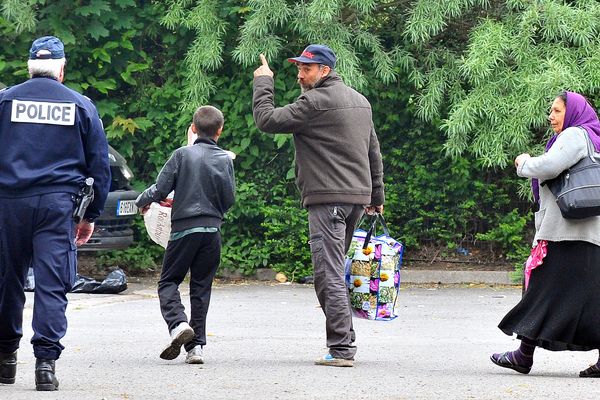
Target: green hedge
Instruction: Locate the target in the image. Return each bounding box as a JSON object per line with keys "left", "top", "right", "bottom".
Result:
{"left": 1, "top": 1, "right": 536, "bottom": 279}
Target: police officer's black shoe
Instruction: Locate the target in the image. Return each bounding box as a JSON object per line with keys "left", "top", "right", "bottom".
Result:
{"left": 35, "top": 358, "right": 59, "bottom": 391}
{"left": 0, "top": 351, "right": 17, "bottom": 384}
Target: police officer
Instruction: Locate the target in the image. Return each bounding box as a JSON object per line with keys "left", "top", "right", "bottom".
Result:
{"left": 0, "top": 36, "right": 111, "bottom": 391}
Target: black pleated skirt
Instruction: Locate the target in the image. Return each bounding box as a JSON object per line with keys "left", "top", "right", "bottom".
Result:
{"left": 498, "top": 240, "right": 600, "bottom": 351}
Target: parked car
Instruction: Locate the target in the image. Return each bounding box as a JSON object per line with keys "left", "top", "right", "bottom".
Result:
{"left": 79, "top": 145, "right": 139, "bottom": 251}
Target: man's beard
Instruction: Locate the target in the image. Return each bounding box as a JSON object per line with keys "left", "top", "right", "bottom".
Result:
{"left": 300, "top": 82, "right": 313, "bottom": 93}
{"left": 299, "top": 79, "right": 317, "bottom": 93}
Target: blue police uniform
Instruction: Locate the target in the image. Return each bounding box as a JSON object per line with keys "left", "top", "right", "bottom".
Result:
{"left": 0, "top": 74, "right": 110, "bottom": 360}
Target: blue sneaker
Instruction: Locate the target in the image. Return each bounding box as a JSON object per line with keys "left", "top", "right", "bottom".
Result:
{"left": 314, "top": 353, "right": 353, "bottom": 367}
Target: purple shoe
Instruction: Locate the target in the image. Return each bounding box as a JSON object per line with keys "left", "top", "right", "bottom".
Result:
{"left": 490, "top": 352, "right": 531, "bottom": 374}
{"left": 580, "top": 364, "right": 600, "bottom": 378}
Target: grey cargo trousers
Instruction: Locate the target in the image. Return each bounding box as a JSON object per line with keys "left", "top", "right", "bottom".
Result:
{"left": 308, "top": 203, "right": 364, "bottom": 360}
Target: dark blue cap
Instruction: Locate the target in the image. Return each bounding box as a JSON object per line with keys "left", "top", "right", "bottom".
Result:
{"left": 29, "top": 36, "right": 65, "bottom": 60}
{"left": 288, "top": 44, "right": 336, "bottom": 69}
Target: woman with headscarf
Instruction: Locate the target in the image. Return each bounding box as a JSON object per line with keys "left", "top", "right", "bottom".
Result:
{"left": 490, "top": 91, "right": 600, "bottom": 378}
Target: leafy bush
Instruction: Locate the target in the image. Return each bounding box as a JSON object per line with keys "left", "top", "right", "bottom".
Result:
{"left": 476, "top": 209, "right": 532, "bottom": 261}
{"left": 97, "top": 219, "right": 162, "bottom": 274}
{"left": 261, "top": 198, "right": 311, "bottom": 281}
{"left": 1, "top": 1, "right": 548, "bottom": 279}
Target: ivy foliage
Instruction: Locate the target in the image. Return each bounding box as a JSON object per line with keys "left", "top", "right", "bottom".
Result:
{"left": 404, "top": 0, "right": 600, "bottom": 167}
{"left": 0, "top": 0, "right": 197, "bottom": 273}
{"left": 158, "top": 0, "right": 404, "bottom": 108}
{"left": 1, "top": 1, "right": 545, "bottom": 279}
{"left": 367, "top": 76, "right": 531, "bottom": 263}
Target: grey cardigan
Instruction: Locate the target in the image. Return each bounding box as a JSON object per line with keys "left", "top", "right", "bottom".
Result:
{"left": 518, "top": 127, "right": 600, "bottom": 246}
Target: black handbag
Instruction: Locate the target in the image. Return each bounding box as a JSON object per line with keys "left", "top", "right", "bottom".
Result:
{"left": 542, "top": 132, "right": 600, "bottom": 219}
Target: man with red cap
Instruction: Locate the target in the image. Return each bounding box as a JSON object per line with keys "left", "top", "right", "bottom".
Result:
{"left": 253, "top": 44, "right": 385, "bottom": 367}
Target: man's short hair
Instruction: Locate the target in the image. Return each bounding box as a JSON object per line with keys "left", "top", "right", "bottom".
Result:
{"left": 193, "top": 105, "right": 224, "bottom": 138}
{"left": 27, "top": 58, "right": 65, "bottom": 80}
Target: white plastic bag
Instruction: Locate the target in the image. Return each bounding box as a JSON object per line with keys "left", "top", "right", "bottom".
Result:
{"left": 143, "top": 202, "right": 172, "bottom": 248}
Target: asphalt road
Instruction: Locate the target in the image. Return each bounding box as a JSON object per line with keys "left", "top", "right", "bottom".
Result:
{"left": 3, "top": 281, "right": 599, "bottom": 399}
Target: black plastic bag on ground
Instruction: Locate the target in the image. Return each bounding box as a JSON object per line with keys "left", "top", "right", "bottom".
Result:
{"left": 71, "top": 269, "right": 128, "bottom": 294}
{"left": 24, "top": 268, "right": 127, "bottom": 294}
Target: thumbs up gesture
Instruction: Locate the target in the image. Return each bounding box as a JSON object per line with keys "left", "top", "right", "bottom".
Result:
{"left": 254, "top": 54, "right": 274, "bottom": 78}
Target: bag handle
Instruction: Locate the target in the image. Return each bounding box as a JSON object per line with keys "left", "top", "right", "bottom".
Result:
{"left": 541, "top": 128, "right": 599, "bottom": 187}
{"left": 582, "top": 128, "right": 600, "bottom": 164}
{"left": 362, "top": 213, "right": 390, "bottom": 250}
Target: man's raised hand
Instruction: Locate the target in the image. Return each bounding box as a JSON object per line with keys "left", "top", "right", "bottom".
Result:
{"left": 254, "top": 53, "right": 274, "bottom": 78}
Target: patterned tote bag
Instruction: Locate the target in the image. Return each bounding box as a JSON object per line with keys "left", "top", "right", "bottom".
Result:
{"left": 345, "top": 214, "right": 404, "bottom": 320}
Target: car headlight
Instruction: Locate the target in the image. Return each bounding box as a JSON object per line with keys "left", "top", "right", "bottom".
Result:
{"left": 120, "top": 165, "right": 134, "bottom": 181}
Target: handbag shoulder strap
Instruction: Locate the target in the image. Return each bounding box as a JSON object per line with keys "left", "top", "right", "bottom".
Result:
{"left": 541, "top": 128, "right": 598, "bottom": 188}
{"left": 577, "top": 126, "right": 599, "bottom": 164}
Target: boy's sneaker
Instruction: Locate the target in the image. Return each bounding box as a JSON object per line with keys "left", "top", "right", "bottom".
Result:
{"left": 314, "top": 354, "right": 353, "bottom": 367}
{"left": 185, "top": 346, "right": 204, "bottom": 364}
{"left": 160, "top": 322, "right": 195, "bottom": 360}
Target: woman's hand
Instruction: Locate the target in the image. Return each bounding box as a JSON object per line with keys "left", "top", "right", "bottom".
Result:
{"left": 515, "top": 153, "right": 531, "bottom": 168}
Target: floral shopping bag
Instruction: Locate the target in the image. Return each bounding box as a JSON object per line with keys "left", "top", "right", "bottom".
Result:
{"left": 345, "top": 214, "right": 403, "bottom": 321}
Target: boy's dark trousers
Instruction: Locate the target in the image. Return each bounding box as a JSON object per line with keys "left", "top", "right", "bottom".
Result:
{"left": 158, "top": 231, "right": 221, "bottom": 351}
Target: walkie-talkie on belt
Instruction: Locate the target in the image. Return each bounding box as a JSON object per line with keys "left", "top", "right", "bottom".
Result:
{"left": 73, "top": 177, "right": 94, "bottom": 223}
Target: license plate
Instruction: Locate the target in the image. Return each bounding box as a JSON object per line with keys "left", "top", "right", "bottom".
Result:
{"left": 117, "top": 200, "right": 138, "bottom": 216}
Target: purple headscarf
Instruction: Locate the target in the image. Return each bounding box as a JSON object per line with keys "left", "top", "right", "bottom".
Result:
{"left": 544, "top": 92, "right": 600, "bottom": 151}
{"left": 532, "top": 91, "right": 600, "bottom": 203}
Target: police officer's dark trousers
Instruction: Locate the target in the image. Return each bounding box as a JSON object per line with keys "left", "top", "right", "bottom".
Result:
{"left": 308, "top": 204, "right": 364, "bottom": 360}
{"left": 0, "top": 193, "right": 76, "bottom": 360}
{"left": 158, "top": 231, "right": 221, "bottom": 351}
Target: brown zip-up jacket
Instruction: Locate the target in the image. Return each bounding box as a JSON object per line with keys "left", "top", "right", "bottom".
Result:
{"left": 253, "top": 72, "right": 384, "bottom": 208}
